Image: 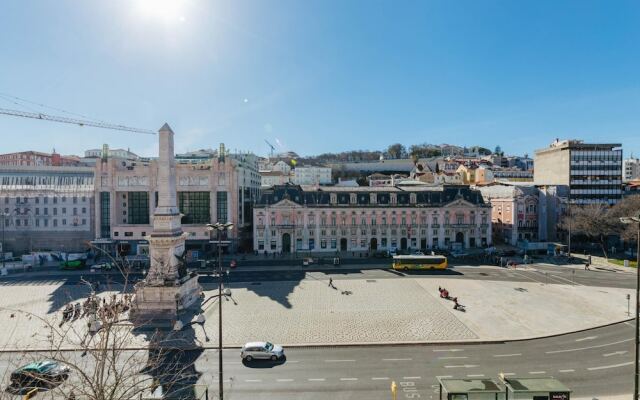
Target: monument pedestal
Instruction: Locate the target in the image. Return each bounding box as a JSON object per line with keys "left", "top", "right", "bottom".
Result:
{"left": 130, "top": 275, "right": 202, "bottom": 329}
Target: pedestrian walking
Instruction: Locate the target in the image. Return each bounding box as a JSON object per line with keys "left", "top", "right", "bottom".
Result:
{"left": 328, "top": 277, "right": 334, "bottom": 288}
{"left": 584, "top": 262, "right": 590, "bottom": 271}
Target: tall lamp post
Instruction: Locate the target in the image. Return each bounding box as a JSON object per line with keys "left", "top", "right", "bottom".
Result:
{"left": 620, "top": 213, "right": 640, "bottom": 400}
{"left": 206, "top": 222, "right": 234, "bottom": 400}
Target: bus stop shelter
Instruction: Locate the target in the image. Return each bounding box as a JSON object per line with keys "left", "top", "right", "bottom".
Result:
{"left": 437, "top": 378, "right": 505, "bottom": 400}
{"left": 502, "top": 377, "right": 571, "bottom": 400}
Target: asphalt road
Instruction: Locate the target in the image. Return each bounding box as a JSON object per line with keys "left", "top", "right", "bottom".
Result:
{"left": 0, "top": 262, "right": 636, "bottom": 290}
{"left": 0, "top": 322, "right": 634, "bottom": 399}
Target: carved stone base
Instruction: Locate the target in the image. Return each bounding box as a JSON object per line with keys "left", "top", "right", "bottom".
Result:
{"left": 130, "top": 275, "right": 202, "bottom": 329}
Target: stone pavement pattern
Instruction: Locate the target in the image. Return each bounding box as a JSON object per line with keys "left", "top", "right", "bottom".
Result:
{"left": 0, "top": 275, "right": 634, "bottom": 350}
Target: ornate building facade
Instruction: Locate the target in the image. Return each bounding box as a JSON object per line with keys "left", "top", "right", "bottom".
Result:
{"left": 253, "top": 185, "right": 492, "bottom": 254}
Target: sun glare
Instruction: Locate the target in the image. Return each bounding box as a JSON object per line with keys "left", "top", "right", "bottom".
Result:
{"left": 135, "top": 0, "right": 187, "bottom": 24}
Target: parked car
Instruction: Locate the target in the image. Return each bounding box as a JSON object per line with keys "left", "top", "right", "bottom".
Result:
{"left": 412, "top": 251, "right": 425, "bottom": 256}
{"left": 241, "top": 341, "right": 285, "bottom": 361}
{"left": 59, "top": 259, "right": 86, "bottom": 270}
{"left": 91, "top": 262, "right": 114, "bottom": 271}
{"left": 9, "top": 360, "right": 70, "bottom": 389}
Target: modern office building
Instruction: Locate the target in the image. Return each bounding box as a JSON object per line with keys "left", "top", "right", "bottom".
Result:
{"left": 534, "top": 140, "right": 622, "bottom": 205}
{"left": 253, "top": 184, "right": 491, "bottom": 254}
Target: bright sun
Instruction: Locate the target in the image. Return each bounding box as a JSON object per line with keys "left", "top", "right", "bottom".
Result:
{"left": 135, "top": 0, "right": 187, "bottom": 23}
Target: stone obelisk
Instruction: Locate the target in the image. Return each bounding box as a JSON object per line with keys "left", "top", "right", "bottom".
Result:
{"left": 130, "top": 123, "right": 202, "bottom": 328}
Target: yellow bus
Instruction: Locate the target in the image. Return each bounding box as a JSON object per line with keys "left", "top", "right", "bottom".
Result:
{"left": 392, "top": 255, "right": 448, "bottom": 270}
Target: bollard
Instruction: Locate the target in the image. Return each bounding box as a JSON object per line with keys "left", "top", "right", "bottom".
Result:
{"left": 390, "top": 381, "right": 397, "bottom": 400}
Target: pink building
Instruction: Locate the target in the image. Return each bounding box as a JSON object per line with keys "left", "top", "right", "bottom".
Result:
{"left": 254, "top": 185, "right": 492, "bottom": 254}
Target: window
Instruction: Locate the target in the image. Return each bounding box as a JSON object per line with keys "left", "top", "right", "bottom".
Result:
{"left": 381, "top": 238, "right": 387, "bottom": 247}
{"left": 62, "top": 219, "right": 66, "bottom": 225}
{"left": 321, "top": 239, "right": 327, "bottom": 249}
{"left": 35, "top": 197, "right": 39, "bottom": 204}
{"left": 35, "top": 208, "right": 39, "bottom": 215}
{"left": 216, "top": 191, "right": 228, "bottom": 222}
{"left": 73, "top": 196, "right": 78, "bottom": 204}
{"left": 82, "top": 207, "right": 86, "bottom": 214}
{"left": 44, "top": 219, "right": 48, "bottom": 227}
{"left": 100, "top": 192, "right": 110, "bottom": 238}
{"left": 128, "top": 192, "right": 150, "bottom": 224}
{"left": 82, "top": 219, "right": 87, "bottom": 225}
{"left": 331, "top": 238, "right": 337, "bottom": 249}
{"left": 258, "top": 240, "right": 264, "bottom": 250}
{"left": 53, "top": 208, "right": 58, "bottom": 215}
{"left": 62, "top": 207, "right": 66, "bottom": 214}
{"left": 35, "top": 219, "right": 40, "bottom": 227}
{"left": 73, "top": 207, "right": 78, "bottom": 216}
{"left": 44, "top": 197, "right": 48, "bottom": 204}
{"left": 270, "top": 240, "right": 276, "bottom": 250}
{"left": 53, "top": 219, "right": 58, "bottom": 227}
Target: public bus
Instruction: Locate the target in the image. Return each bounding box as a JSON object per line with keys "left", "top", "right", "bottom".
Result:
{"left": 392, "top": 254, "right": 448, "bottom": 270}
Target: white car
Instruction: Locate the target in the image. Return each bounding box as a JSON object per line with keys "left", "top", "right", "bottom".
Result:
{"left": 241, "top": 341, "right": 285, "bottom": 361}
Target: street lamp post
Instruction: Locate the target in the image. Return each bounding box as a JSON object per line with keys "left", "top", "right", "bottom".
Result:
{"left": 207, "top": 222, "right": 234, "bottom": 400}
{"left": 620, "top": 214, "right": 640, "bottom": 400}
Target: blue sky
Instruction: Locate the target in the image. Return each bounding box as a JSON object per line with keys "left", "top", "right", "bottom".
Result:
{"left": 1, "top": 0, "right": 639, "bottom": 158}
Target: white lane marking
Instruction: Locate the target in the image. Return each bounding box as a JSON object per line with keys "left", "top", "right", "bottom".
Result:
{"left": 325, "top": 359, "right": 356, "bottom": 362}
{"left": 559, "top": 369, "right": 575, "bottom": 373}
{"left": 436, "top": 375, "right": 453, "bottom": 379}
{"left": 510, "top": 270, "right": 545, "bottom": 284}
{"left": 245, "top": 379, "right": 262, "bottom": 382}
{"left": 546, "top": 338, "right": 633, "bottom": 354}
{"left": 493, "top": 353, "right": 522, "bottom": 358}
{"left": 403, "top": 376, "right": 421, "bottom": 380}
{"left": 308, "top": 378, "right": 325, "bottom": 382}
{"left": 438, "top": 356, "right": 468, "bottom": 360}
{"left": 603, "top": 350, "right": 628, "bottom": 357}
{"left": 444, "top": 364, "right": 478, "bottom": 368}
{"left": 372, "top": 377, "right": 389, "bottom": 380}
{"left": 587, "top": 361, "right": 634, "bottom": 371}
{"left": 548, "top": 273, "right": 584, "bottom": 286}
{"left": 501, "top": 372, "right": 516, "bottom": 376}
{"left": 383, "top": 358, "right": 413, "bottom": 361}
{"left": 340, "top": 378, "right": 358, "bottom": 381}
{"left": 575, "top": 335, "right": 598, "bottom": 342}
{"left": 467, "top": 374, "right": 485, "bottom": 377}
{"left": 529, "top": 371, "right": 546, "bottom": 375}
{"left": 277, "top": 379, "right": 294, "bottom": 382}
{"left": 433, "top": 349, "right": 464, "bottom": 353}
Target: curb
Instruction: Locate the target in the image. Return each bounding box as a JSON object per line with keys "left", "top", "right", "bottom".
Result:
{"left": 0, "top": 318, "right": 633, "bottom": 354}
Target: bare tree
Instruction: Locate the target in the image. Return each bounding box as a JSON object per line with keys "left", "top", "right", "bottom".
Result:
{"left": 1, "top": 244, "right": 205, "bottom": 400}
{"left": 561, "top": 204, "right": 618, "bottom": 258}
{"left": 609, "top": 195, "right": 640, "bottom": 242}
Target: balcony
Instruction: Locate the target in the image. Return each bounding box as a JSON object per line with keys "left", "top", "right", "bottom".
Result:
{"left": 276, "top": 223, "right": 296, "bottom": 229}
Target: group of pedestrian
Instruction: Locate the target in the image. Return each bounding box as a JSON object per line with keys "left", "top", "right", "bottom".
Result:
{"left": 59, "top": 293, "right": 133, "bottom": 327}
{"left": 438, "top": 287, "right": 465, "bottom": 311}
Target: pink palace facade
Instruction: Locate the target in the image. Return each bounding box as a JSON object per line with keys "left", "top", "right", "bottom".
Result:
{"left": 253, "top": 184, "right": 492, "bottom": 254}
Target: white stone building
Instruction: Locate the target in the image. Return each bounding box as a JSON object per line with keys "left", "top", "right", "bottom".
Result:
{"left": 0, "top": 165, "right": 95, "bottom": 253}
{"left": 623, "top": 156, "right": 640, "bottom": 182}
{"left": 291, "top": 166, "right": 332, "bottom": 185}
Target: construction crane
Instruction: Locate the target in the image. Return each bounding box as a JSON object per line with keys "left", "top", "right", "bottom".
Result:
{"left": 0, "top": 107, "right": 156, "bottom": 135}
{"left": 264, "top": 139, "right": 276, "bottom": 158}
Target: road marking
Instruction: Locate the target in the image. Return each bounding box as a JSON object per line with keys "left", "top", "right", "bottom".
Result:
{"left": 545, "top": 338, "right": 633, "bottom": 354}
{"left": 340, "top": 378, "right": 358, "bottom": 381}
{"left": 444, "top": 364, "right": 478, "bottom": 369}
{"left": 587, "top": 362, "right": 634, "bottom": 371}
{"left": 433, "top": 349, "right": 464, "bottom": 352}
{"left": 510, "top": 270, "right": 545, "bottom": 284}
{"left": 436, "top": 375, "right": 453, "bottom": 379}
{"left": 403, "top": 376, "right": 421, "bottom": 380}
{"left": 438, "top": 356, "right": 468, "bottom": 360}
{"left": 325, "top": 359, "right": 356, "bottom": 362}
{"left": 383, "top": 358, "right": 413, "bottom": 361}
{"left": 493, "top": 353, "right": 522, "bottom": 358}
{"left": 575, "top": 335, "right": 598, "bottom": 342}
{"left": 529, "top": 371, "right": 546, "bottom": 375}
{"left": 372, "top": 377, "right": 389, "bottom": 380}
{"left": 559, "top": 369, "right": 575, "bottom": 373}
{"left": 548, "top": 273, "right": 584, "bottom": 286}
{"left": 308, "top": 378, "right": 326, "bottom": 382}
{"left": 467, "top": 374, "right": 485, "bottom": 378}
{"left": 603, "top": 351, "right": 628, "bottom": 357}
{"left": 245, "top": 379, "right": 262, "bottom": 383}
{"left": 501, "top": 373, "right": 516, "bottom": 376}
{"left": 277, "top": 378, "right": 294, "bottom": 382}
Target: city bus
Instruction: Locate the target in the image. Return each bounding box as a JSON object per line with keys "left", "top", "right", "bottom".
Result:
{"left": 392, "top": 254, "right": 448, "bottom": 270}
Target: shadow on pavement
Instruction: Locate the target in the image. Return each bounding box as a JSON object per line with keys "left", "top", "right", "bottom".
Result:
{"left": 241, "top": 357, "right": 287, "bottom": 368}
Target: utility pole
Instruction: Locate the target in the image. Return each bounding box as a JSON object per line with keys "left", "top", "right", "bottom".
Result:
{"left": 620, "top": 214, "right": 640, "bottom": 400}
